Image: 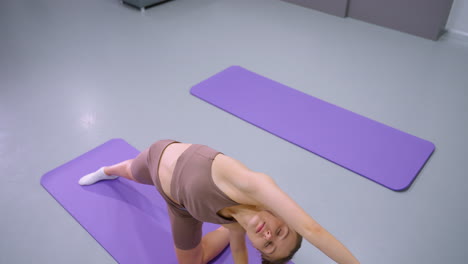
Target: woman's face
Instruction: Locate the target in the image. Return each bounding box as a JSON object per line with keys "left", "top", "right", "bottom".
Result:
{"left": 245, "top": 210, "right": 298, "bottom": 260}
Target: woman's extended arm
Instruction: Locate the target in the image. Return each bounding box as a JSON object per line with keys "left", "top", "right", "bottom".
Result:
{"left": 243, "top": 172, "right": 360, "bottom": 264}
{"left": 223, "top": 223, "right": 248, "bottom": 264}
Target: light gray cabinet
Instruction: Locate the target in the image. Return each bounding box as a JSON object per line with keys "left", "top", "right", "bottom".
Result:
{"left": 347, "top": 0, "right": 454, "bottom": 40}
{"left": 281, "top": 0, "right": 454, "bottom": 40}
{"left": 123, "top": 0, "right": 170, "bottom": 11}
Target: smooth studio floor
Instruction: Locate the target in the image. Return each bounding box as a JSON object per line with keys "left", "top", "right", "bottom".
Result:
{"left": 1, "top": 0, "right": 468, "bottom": 263}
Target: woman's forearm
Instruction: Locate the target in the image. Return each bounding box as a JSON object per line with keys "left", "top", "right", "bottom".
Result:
{"left": 230, "top": 237, "right": 248, "bottom": 264}
{"left": 231, "top": 246, "right": 248, "bottom": 264}
{"left": 225, "top": 224, "right": 249, "bottom": 264}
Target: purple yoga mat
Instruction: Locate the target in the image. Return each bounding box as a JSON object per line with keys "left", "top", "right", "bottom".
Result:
{"left": 41, "top": 139, "right": 279, "bottom": 264}
{"left": 191, "top": 66, "right": 435, "bottom": 191}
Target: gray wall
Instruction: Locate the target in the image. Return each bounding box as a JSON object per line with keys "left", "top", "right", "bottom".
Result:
{"left": 447, "top": 0, "right": 468, "bottom": 35}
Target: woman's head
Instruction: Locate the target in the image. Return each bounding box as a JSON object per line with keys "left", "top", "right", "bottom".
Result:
{"left": 244, "top": 210, "right": 302, "bottom": 263}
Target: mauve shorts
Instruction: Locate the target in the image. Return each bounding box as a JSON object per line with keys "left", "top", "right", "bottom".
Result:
{"left": 130, "top": 139, "right": 203, "bottom": 250}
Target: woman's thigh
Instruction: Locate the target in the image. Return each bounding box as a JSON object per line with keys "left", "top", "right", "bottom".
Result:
{"left": 168, "top": 207, "right": 204, "bottom": 263}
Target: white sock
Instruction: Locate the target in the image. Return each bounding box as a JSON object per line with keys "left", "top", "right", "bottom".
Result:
{"left": 78, "top": 167, "right": 118, "bottom": 185}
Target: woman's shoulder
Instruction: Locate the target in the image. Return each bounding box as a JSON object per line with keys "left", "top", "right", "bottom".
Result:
{"left": 212, "top": 154, "right": 274, "bottom": 205}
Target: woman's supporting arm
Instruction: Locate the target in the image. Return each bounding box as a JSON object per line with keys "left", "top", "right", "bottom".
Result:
{"left": 223, "top": 223, "right": 249, "bottom": 264}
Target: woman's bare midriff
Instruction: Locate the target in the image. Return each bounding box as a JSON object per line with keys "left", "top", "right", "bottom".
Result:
{"left": 157, "top": 142, "right": 191, "bottom": 205}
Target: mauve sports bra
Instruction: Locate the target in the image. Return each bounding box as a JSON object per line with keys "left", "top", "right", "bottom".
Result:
{"left": 170, "top": 143, "right": 240, "bottom": 224}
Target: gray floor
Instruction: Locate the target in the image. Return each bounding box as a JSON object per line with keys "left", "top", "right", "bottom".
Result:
{"left": 1, "top": 0, "right": 468, "bottom": 263}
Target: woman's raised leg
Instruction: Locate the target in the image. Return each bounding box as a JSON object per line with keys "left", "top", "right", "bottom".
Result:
{"left": 78, "top": 159, "right": 137, "bottom": 185}
{"left": 103, "top": 159, "right": 136, "bottom": 181}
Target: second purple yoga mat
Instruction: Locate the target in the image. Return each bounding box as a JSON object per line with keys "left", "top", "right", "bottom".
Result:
{"left": 191, "top": 66, "right": 435, "bottom": 191}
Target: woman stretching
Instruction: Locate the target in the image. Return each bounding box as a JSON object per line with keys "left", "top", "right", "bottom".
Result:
{"left": 79, "top": 139, "right": 359, "bottom": 264}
